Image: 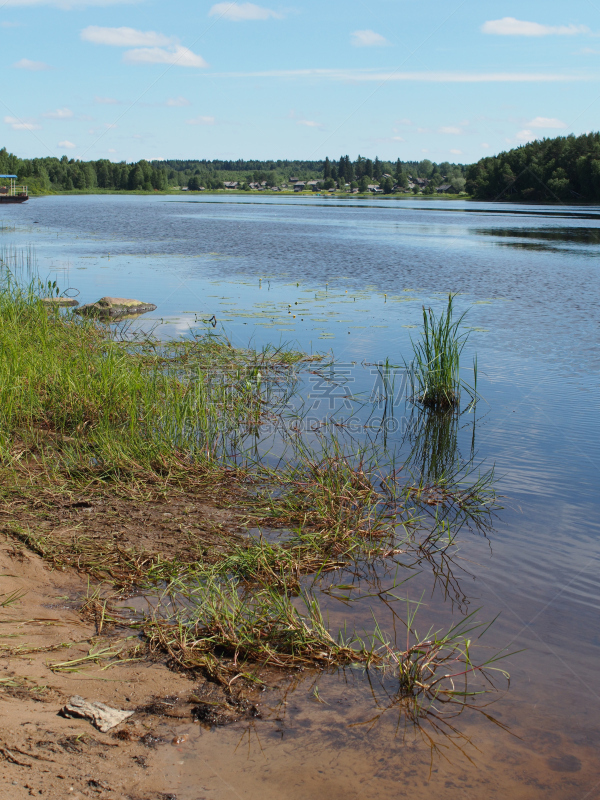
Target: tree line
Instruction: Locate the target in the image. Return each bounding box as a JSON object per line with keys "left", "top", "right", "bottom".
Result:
{"left": 466, "top": 133, "right": 600, "bottom": 202}
{"left": 0, "top": 149, "right": 169, "bottom": 193}
{"left": 0, "top": 147, "right": 467, "bottom": 194}
{"left": 160, "top": 155, "right": 467, "bottom": 192}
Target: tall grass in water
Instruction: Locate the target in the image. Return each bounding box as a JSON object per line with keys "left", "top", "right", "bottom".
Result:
{"left": 0, "top": 275, "right": 305, "bottom": 481}
{"left": 407, "top": 293, "right": 477, "bottom": 410}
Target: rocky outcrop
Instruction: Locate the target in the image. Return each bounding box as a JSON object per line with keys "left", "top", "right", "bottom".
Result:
{"left": 75, "top": 296, "right": 157, "bottom": 317}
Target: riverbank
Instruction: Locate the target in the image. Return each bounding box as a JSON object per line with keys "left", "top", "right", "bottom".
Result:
{"left": 0, "top": 277, "right": 505, "bottom": 795}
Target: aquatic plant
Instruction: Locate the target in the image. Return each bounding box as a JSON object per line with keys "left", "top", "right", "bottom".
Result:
{"left": 407, "top": 294, "right": 477, "bottom": 410}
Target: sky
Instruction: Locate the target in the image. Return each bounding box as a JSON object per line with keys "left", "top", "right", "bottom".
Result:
{"left": 1, "top": 0, "right": 599, "bottom": 164}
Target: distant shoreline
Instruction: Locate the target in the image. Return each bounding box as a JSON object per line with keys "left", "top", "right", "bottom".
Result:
{"left": 27, "top": 188, "right": 469, "bottom": 200}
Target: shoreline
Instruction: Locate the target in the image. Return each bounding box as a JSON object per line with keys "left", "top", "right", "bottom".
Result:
{"left": 0, "top": 282, "right": 502, "bottom": 796}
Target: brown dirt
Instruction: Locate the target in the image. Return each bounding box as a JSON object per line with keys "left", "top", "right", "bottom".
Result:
{"left": 0, "top": 478, "right": 248, "bottom": 585}
{"left": 0, "top": 486, "right": 268, "bottom": 800}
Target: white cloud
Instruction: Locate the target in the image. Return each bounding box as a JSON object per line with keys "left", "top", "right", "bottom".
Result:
{"left": 481, "top": 142, "right": 490, "bottom": 148}
{"left": 4, "top": 115, "right": 41, "bottom": 130}
{"left": 297, "top": 119, "right": 322, "bottom": 128}
{"left": 350, "top": 29, "right": 390, "bottom": 47}
{"left": 166, "top": 96, "right": 190, "bottom": 106}
{"left": 527, "top": 116, "right": 567, "bottom": 128}
{"left": 58, "top": 139, "right": 76, "bottom": 148}
{"left": 81, "top": 25, "right": 173, "bottom": 47}
{"left": 13, "top": 58, "right": 51, "bottom": 71}
{"left": 209, "top": 2, "right": 283, "bottom": 21}
{"left": 43, "top": 107, "right": 73, "bottom": 119}
{"left": 1, "top": 21, "right": 20, "bottom": 27}
{"left": 108, "top": 148, "right": 116, "bottom": 153}
{"left": 186, "top": 115, "right": 215, "bottom": 125}
{"left": 211, "top": 68, "right": 588, "bottom": 83}
{"left": 123, "top": 45, "right": 208, "bottom": 67}
{"left": 516, "top": 129, "right": 535, "bottom": 142}
{"left": 482, "top": 18, "right": 589, "bottom": 36}
{"left": 95, "top": 96, "right": 120, "bottom": 104}
{"left": 82, "top": 26, "right": 207, "bottom": 68}
{"left": 439, "top": 125, "right": 462, "bottom": 134}
{"left": 391, "top": 136, "right": 405, "bottom": 141}
{"left": 104, "top": 123, "right": 117, "bottom": 129}
{"left": 450, "top": 149, "right": 462, "bottom": 155}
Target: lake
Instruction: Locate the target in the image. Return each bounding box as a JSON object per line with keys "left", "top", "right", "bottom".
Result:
{"left": 2, "top": 193, "right": 599, "bottom": 799}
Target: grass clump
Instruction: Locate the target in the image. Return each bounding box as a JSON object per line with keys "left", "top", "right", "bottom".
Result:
{"left": 407, "top": 294, "right": 477, "bottom": 410}
{"left": 137, "top": 569, "right": 510, "bottom": 711}
{"left": 144, "top": 575, "right": 370, "bottom": 675}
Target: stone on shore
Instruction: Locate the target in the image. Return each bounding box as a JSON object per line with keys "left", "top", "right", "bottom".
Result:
{"left": 75, "top": 296, "right": 157, "bottom": 317}
{"left": 60, "top": 695, "right": 134, "bottom": 732}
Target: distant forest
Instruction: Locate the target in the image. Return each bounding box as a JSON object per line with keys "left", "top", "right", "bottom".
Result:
{"left": 4, "top": 133, "right": 600, "bottom": 201}
{"left": 0, "top": 148, "right": 466, "bottom": 194}
{"left": 158, "top": 156, "right": 467, "bottom": 192}
{"left": 0, "top": 149, "right": 169, "bottom": 193}
{"left": 466, "top": 133, "right": 600, "bottom": 202}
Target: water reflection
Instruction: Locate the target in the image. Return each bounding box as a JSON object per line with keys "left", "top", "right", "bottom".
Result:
{"left": 476, "top": 226, "right": 600, "bottom": 244}
{"left": 475, "top": 225, "right": 600, "bottom": 251}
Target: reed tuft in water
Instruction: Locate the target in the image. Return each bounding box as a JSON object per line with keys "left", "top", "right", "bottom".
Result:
{"left": 407, "top": 293, "right": 477, "bottom": 410}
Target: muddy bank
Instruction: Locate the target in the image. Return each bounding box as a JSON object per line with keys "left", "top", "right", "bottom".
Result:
{"left": 0, "top": 536, "right": 276, "bottom": 800}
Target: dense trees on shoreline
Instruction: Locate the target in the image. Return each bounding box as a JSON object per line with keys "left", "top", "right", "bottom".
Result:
{"left": 8, "top": 133, "right": 600, "bottom": 201}
{"left": 0, "top": 149, "right": 169, "bottom": 193}
{"left": 161, "top": 155, "right": 466, "bottom": 192}
{"left": 0, "top": 147, "right": 468, "bottom": 194}
{"left": 466, "top": 133, "right": 600, "bottom": 202}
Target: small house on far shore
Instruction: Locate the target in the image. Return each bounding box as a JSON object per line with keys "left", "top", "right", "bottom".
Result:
{"left": 436, "top": 184, "right": 456, "bottom": 193}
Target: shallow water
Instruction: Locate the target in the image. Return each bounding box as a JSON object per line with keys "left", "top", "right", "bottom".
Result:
{"left": 2, "top": 194, "right": 600, "bottom": 798}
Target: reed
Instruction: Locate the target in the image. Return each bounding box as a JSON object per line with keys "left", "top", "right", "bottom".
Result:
{"left": 407, "top": 294, "right": 477, "bottom": 410}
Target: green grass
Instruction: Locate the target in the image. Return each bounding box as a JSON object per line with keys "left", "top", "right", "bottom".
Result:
{"left": 0, "top": 274, "right": 312, "bottom": 484}
{"left": 407, "top": 293, "right": 478, "bottom": 410}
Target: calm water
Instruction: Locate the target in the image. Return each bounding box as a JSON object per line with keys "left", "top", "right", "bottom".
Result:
{"left": 2, "top": 195, "right": 600, "bottom": 799}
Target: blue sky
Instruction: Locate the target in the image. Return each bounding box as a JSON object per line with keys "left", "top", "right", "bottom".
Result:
{"left": 1, "top": 0, "right": 599, "bottom": 164}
